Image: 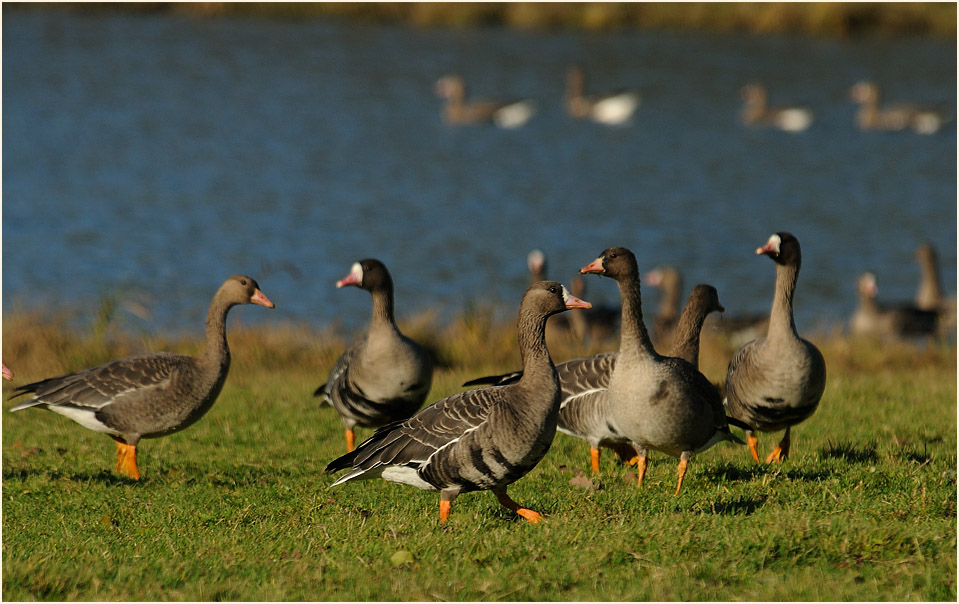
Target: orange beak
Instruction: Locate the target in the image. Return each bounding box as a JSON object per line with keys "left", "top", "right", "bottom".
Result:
{"left": 580, "top": 257, "right": 605, "bottom": 274}
{"left": 251, "top": 288, "right": 275, "bottom": 308}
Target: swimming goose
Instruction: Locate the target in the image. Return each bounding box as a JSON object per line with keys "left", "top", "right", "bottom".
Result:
{"left": 315, "top": 259, "right": 434, "bottom": 453}
{"left": 565, "top": 66, "right": 641, "bottom": 126}
{"left": 435, "top": 74, "right": 537, "bottom": 129}
{"left": 740, "top": 83, "right": 814, "bottom": 132}
{"left": 724, "top": 233, "right": 827, "bottom": 464}
{"left": 325, "top": 281, "right": 591, "bottom": 524}
{"left": 9, "top": 275, "right": 275, "bottom": 479}
{"left": 850, "top": 271, "right": 938, "bottom": 341}
{"left": 850, "top": 81, "right": 950, "bottom": 134}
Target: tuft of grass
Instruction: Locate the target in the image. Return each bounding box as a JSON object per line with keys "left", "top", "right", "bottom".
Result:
{"left": 2, "top": 310, "right": 956, "bottom": 601}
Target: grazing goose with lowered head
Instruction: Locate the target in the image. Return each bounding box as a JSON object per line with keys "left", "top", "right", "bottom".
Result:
{"left": 850, "top": 80, "right": 950, "bottom": 134}
{"left": 565, "top": 66, "right": 641, "bottom": 126}
{"left": 326, "top": 281, "right": 591, "bottom": 524}
{"left": 739, "top": 83, "right": 813, "bottom": 132}
{"left": 725, "top": 233, "right": 826, "bottom": 464}
{"left": 850, "top": 271, "right": 937, "bottom": 341}
{"left": 315, "top": 259, "right": 434, "bottom": 453}
{"left": 9, "top": 275, "right": 275, "bottom": 479}
{"left": 583, "top": 248, "right": 742, "bottom": 493}
{"left": 435, "top": 74, "right": 537, "bottom": 129}
{"left": 914, "top": 243, "right": 957, "bottom": 337}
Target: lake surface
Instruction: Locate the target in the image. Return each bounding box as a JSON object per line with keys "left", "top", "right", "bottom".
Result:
{"left": 3, "top": 11, "right": 956, "bottom": 337}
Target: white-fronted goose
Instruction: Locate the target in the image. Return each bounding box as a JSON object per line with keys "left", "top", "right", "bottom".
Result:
{"left": 850, "top": 81, "right": 950, "bottom": 134}
{"left": 915, "top": 243, "right": 957, "bottom": 336}
{"left": 435, "top": 74, "right": 537, "bottom": 129}
{"left": 325, "top": 281, "right": 591, "bottom": 524}
{"left": 9, "top": 275, "right": 275, "bottom": 479}
{"left": 583, "top": 248, "right": 742, "bottom": 493}
{"left": 739, "top": 84, "right": 814, "bottom": 132}
{"left": 565, "top": 66, "right": 641, "bottom": 126}
{"left": 644, "top": 266, "right": 684, "bottom": 352}
{"left": 668, "top": 284, "right": 725, "bottom": 368}
{"left": 724, "top": 233, "right": 827, "bottom": 464}
{"left": 850, "top": 271, "right": 938, "bottom": 340}
{"left": 527, "top": 249, "right": 547, "bottom": 283}
{"left": 315, "top": 259, "right": 434, "bottom": 453}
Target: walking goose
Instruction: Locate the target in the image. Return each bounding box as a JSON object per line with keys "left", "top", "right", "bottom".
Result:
{"left": 9, "top": 275, "right": 275, "bottom": 479}
{"left": 850, "top": 81, "right": 950, "bottom": 134}
{"left": 315, "top": 259, "right": 434, "bottom": 453}
{"left": 565, "top": 66, "right": 641, "bottom": 126}
{"left": 850, "top": 271, "right": 938, "bottom": 341}
{"left": 325, "top": 281, "right": 591, "bottom": 524}
{"left": 739, "top": 83, "right": 814, "bottom": 132}
{"left": 435, "top": 74, "right": 537, "bottom": 129}
{"left": 583, "top": 248, "right": 742, "bottom": 493}
{"left": 724, "top": 233, "right": 827, "bottom": 464}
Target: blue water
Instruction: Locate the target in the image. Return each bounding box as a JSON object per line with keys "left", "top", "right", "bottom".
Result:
{"left": 3, "top": 12, "right": 956, "bottom": 336}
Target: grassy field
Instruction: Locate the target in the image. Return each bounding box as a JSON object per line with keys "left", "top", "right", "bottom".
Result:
{"left": 11, "top": 2, "right": 958, "bottom": 37}
{"left": 2, "top": 309, "right": 956, "bottom": 601}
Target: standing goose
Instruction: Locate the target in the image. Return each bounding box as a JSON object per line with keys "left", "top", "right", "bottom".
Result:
{"left": 914, "top": 243, "right": 957, "bottom": 336}
{"left": 739, "top": 83, "right": 814, "bottom": 132}
{"left": 724, "top": 233, "right": 826, "bottom": 464}
{"left": 315, "top": 259, "right": 434, "bottom": 453}
{"left": 325, "top": 281, "right": 591, "bottom": 524}
{"left": 8, "top": 275, "right": 274, "bottom": 479}
{"left": 565, "top": 66, "right": 641, "bottom": 126}
{"left": 850, "top": 271, "right": 938, "bottom": 341}
{"left": 435, "top": 74, "right": 537, "bottom": 129}
{"left": 463, "top": 280, "right": 730, "bottom": 476}
{"left": 583, "top": 248, "right": 741, "bottom": 493}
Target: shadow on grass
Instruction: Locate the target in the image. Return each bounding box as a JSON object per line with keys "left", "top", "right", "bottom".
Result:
{"left": 2, "top": 466, "right": 133, "bottom": 484}
{"left": 819, "top": 440, "right": 879, "bottom": 464}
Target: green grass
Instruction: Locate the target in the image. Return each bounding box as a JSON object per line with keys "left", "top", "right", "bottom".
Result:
{"left": 2, "top": 311, "right": 956, "bottom": 601}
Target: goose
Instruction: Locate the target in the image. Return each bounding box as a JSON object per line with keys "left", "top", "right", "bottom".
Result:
{"left": 582, "top": 248, "right": 742, "bottom": 493}
{"left": 565, "top": 66, "right": 641, "bottom": 126}
{"left": 465, "top": 252, "right": 741, "bottom": 486}
{"left": 739, "top": 83, "right": 814, "bottom": 132}
{"left": 724, "top": 233, "right": 827, "bottom": 464}
{"left": 914, "top": 243, "right": 957, "bottom": 336}
{"left": 325, "top": 281, "right": 591, "bottom": 524}
{"left": 668, "top": 284, "right": 725, "bottom": 368}
{"left": 850, "top": 81, "right": 950, "bottom": 134}
{"left": 850, "top": 271, "right": 938, "bottom": 341}
{"left": 8, "top": 275, "right": 275, "bottom": 479}
{"left": 644, "top": 266, "right": 684, "bottom": 352}
{"left": 435, "top": 74, "right": 537, "bottom": 129}
{"left": 315, "top": 259, "right": 434, "bottom": 453}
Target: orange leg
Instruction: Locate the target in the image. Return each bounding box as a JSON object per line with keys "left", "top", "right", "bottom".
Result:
{"left": 636, "top": 453, "right": 648, "bottom": 488}
{"left": 495, "top": 491, "right": 543, "bottom": 524}
{"left": 746, "top": 432, "right": 761, "bottom": 463}
{"left": 765, "top": 426, "right": 791, "bottom": 463}
{"left": 675, "top": 457, "right": 689, "bottom": 496}
{"left": 113, "top": 440, "right": 140, "bottom": 480}
{"left": 590, "top": 447, "right": 600, "bottom": 473}
{"left": 611, "top": 442, "right": 640, "bottom": 466}
{"left": 439, "top": 498, "right": 452, "bottom": 524}
{"left": 345, "top": 428, "right": 356, "bottom": 453}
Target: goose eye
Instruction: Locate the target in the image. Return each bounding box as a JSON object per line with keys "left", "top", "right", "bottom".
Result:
{"left": 608, "top": 253, "right": 617, "bottom": 259}
{"left": 548, "top": 285, "right": 558, "bottom": 294}
{"left": 240, "top": 279, "right": 248, "bottom": 286}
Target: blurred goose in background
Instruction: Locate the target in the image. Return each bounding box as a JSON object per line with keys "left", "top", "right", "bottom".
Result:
{"left": 326, "top": 281, "right": 591, "bottom": 524}
{"left": 850, "top": 80, "right": 950, "bottom": 134}
{"left": 435, "top": 74, "right": 537, "bottom": 129}
{"left": 739, "top": 83, "right": 814, "bottom": 132}
{"left": 8, "top": 275, "right": 275, "bottom": 479}
{"left": 564, "top": 66, "right": 641, "bottom": 126}
{"left": 850, "top": 271, "right": 938, "bottom": 341}
{"left": 315, "top": 259, "right": 434, "bottom": 453}
{"left": 668, "top": 284, "right": 725, "bottom": 368}
{"left": 725, "top": 233, "right": 826, "bottom": 464}
{"left": 914, "top": 243, "right": 957, "bottom": 336}
{"left": 644, "top": 266, "right": 683, "bottom": 352}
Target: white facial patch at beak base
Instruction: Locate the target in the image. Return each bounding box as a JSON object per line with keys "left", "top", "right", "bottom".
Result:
{"left": 756, "top": 233, "right": 782, "bottom": 256}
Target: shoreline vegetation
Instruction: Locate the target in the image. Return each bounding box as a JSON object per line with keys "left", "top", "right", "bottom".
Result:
{"left": 7, "top": 2, "right": 957, "bottom": 37}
